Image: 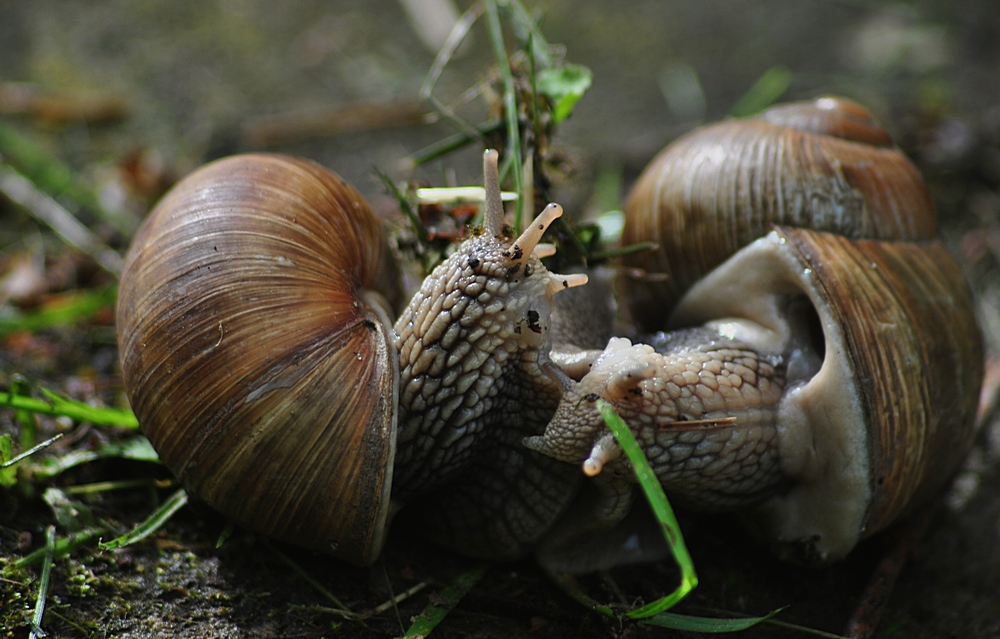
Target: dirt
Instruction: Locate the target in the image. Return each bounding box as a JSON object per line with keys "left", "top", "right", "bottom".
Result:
{"left": 2, "top": 1, "right": 1000, "bottom": 637}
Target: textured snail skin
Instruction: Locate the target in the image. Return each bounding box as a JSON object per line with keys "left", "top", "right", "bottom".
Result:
{"left": 390, "top": 150, "right": 593, "bottom": 558}
{"left": 526, "top": 332, "right": 786, "bottom": 510}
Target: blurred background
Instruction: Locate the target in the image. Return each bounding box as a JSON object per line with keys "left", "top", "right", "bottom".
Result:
{"left": 2, "top": 0, "right": 999, "bottom": 207}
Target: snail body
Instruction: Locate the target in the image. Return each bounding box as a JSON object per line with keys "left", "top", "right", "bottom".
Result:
{"left": 117, "top": 97, "right": 982, "bottom": 568}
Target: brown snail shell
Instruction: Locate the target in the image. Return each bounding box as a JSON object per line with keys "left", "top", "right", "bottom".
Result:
{"left": 116, "top": 153, "right": 402, "bottom": 564}
{"left": 621, "top": 96, "right": 937, "bottom": 331}
{"left": 610, "top": 96, "right": 983, "bottom": 562}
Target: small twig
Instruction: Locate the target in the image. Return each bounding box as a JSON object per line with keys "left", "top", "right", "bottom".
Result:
{"left": 244, "top": 101, "right": 428, "bottom": 148}
{"left": 397, "top": 0, "right": 466, "bottom": 54}
{"left": 420, "top": 2, "right": 484, "bottom": 100}
{"left": 0, "top": 165, "right": 123, "bottom": 277}
{"left": 589, "top": 241, "right": 659, "bottom": 262}
{"left": 266, "top": 542, "right": 354, "bottom": 615}
{"left": 844, "top": 507, "right": 936, "bottom": 638}
{"left": 0, "top": 433, "right": 64, "bottom": 470}
{"left": 382, "top": 562, "right": 405, "bottom": 633}
{"left": 371, "top": 580, "right": 428, "bottom": 619}
{"left": 0, "top": 82, "right": 128, "bottom": 125}
{"left": 37, "top": 608, "right": 95, "bottom": 638}
{"left": 416, "top": 3, "right": 488, "bottom": 143}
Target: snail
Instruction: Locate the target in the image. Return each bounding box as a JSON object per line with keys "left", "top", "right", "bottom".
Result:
{"left": 115, "top": 96, "right": 982, "bottom": 569}
{"left": 527, "top": 96, "right": 984, "bottom": 564}
{"left": 116, "top": 150, "right": 590, "bottom": 565}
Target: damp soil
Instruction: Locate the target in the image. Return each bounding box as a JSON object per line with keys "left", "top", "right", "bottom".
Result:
{"left": 2, "top": 1, "right": 1000, "bottom": 637}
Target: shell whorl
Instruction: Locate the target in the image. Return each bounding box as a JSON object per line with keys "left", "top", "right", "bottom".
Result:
{"left": 621, "top": 96, "right": 937, "bottom": 330}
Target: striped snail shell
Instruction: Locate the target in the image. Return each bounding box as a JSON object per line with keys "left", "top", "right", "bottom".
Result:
{"left": 528, "top": 97, "right": 983, "bottom": 563}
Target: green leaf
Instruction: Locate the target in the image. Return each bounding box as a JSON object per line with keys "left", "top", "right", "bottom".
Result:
{"left": 0, "top": 434, "right": 16, "bottom": 487}
{"left": 729, "top": 65, "right": 792, "bottom": 117}
{"left": 33, "top": 436, "right": 158, "bottom": 478}
{"left": 537, "top": 64, "right": 593, "bottom": 124}
{"left": 99, "top": 488, "right": 188, "bottom": 551}
{"left": 0, "top": 386, "right": 139, "bottom": 429}
{"left": 644, "top": 609, "right": 783, "bottom": 632}
{"left": 403, "top": 563, "right": 490, "bottom": 638}
{"left": 43, "top": 487, "right": 98, "bottom": 531}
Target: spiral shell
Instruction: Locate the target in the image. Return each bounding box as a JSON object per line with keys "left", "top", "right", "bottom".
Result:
{"left": 116, "top": 154, "right": 401, "bottom": 564}
{"left": 621, "top": 96, "right": 937, "bottom": 330}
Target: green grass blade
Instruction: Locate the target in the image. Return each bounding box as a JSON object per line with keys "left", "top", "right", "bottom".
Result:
{"left": 0, "top": 386, "right": 138, "bottom": 428}
{"left": 420, "top": 2, "right": 483, "bottom": 99}
{"left": 0, "top": 120, "right": 135, "bottom": 236}
{"left": 729, "top": 65, "right": 792, "bottom": 117}
{"left": 98, "top": 488, "right": 188, "bottom": 551}
{"left": 64, "top": 478, "right": 170, "bottom": 495}
{"left": 403, "top": 563, "right": 489, "bottom": 638}
{"left": 596, "top": 400, "right": 697, "bottom": 617}
{"left": 13, "top": 527, "right": 103, "bottom": 569}
{"left": 0, "top": 434, "right": 16, "bottom": 486}
{"left": 484, "top": 0, "right": 524, "bottom": 232}
{"left": 644, "top": 609, "right": 783, "bottom": 632}
{"left": 28, "top": 525, "right": 56, "bottom": 639}
{"left": 762, "top": 618, "right": 851, "bottom": 638}
{"left": 216, "top": 520, "right": 237, "bottom": 549}
{"left": 0, "top": 285, "right": 117, "bottom": 338}
{"left": 506, "top": 0, "right": 555, "bottom": 68}
{"left": 11, "top": 377, "right": 38, "bottom": 449}
{"left": 407, "top": 119, "right": 503, "bottom": 167}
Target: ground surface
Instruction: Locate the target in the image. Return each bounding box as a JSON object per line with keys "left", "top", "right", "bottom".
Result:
{"left": 1, "top": 1, "right": 999, "bottom": 638}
